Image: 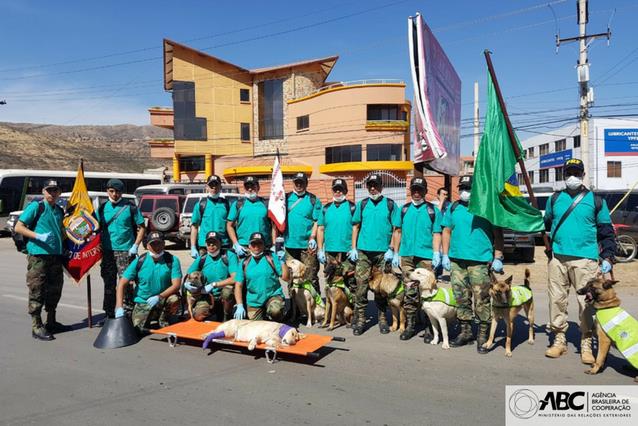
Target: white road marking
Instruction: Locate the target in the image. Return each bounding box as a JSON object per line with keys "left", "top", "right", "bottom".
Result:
{"left": 3, "top": 294, "right": 104, "bottom": 313}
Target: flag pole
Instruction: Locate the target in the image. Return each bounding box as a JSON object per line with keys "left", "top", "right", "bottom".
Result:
{"left": 483, "top": 50, "right": 551, "bottom": 253}
{"left": 80, "top": 158, "right": 94, "bottom": 328}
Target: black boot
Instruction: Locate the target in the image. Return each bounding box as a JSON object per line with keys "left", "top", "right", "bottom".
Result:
{"left": 352, "top": 308, "right": 365, "bottom": 336}
{"left": 45, "top": 310, "right": 72, "bottom": 334}
{"left": 377, "top": 309, "right": 390, "bottom": 334}
{"left": 422, "top": 315, "right": 434, "bottom": 344}
{"left": 477, "top": 322, "right": 490, "bottom": 354}
{"left": 450, "top": 320, "right": 474, "bottom": 347}
{"left": 32, "top": 315, "right": 53, "bottom": 341}
{"left": 400, "top": 312, "right": 417, "bottom": 340}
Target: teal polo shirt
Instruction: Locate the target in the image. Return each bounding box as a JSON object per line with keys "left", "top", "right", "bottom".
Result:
{"left": 227, "top": 197, "right": 272, "bottom": 246}
{"left": 399, "top": 202, "right": 443, "bottom": 259}
{"left": 191, "top": 197, "right": 231, "bottom": 247}
{"left": 546, "top": 191, "right": 611, "bottom": 260}
{"left": 318, "top": 200, "right": 354, "bottom": 253}
{"left": 97, "top": 200, "right": 144, "bottom": 251}
{"left": 234, "top": 255, "right": 283, "bottom": 308}
{"left": 123, "top": 253, "right": 182, "bottom": 304}
{"left": 186, "top": 250, "right": 238, "bottom": 297}
{"left": 19, "top": 200, "right": 64, "bottom": 256}
{"left": 284, "top": 192, "right": 322, "bottom": 249}
{"left": 441, "top": 202, "right": 494, "bottom": 262}
{"left": 353, "top": 196, "right": 401, "bottom": 252}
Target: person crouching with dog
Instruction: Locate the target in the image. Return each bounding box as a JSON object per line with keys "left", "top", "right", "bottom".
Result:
{"left": 233, "top": 232, "right": 290, "bottom": 322}
{"left": 114, "top": 231, "right": 182, "bottom": 334}
{"left": 441, "top": 176, "right": 504, "bottom": 353}
{"left": 184, "top": 231, "right": 238, "bottom": 322}
{"left": 544, "top": 158, "right": 616, "bottom": 362}
{"left": 395, "top": 177, "right": 443, "bottom": 341}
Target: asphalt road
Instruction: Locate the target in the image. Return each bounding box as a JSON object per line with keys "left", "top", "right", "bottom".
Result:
{"left": 0, "top": 240, "right": 636, "bottom": 426}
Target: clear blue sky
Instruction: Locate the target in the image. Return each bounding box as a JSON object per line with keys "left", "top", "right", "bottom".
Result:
{"left": 1, "top": 0, "right": 637, "bottom": 155}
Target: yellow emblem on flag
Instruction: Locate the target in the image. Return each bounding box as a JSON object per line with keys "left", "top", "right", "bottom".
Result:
{"left": 63, "top": 163, "right": 100, "bottom": 245}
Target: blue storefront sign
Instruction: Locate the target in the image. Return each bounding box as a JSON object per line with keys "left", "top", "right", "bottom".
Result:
{"left": 605, "top": 128, "right": 638, "bottom": 156}
{"left": 539, "top": 149, "right": 572, "bottom": 169}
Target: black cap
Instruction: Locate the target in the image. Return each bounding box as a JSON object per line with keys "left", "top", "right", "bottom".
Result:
{"left": 249, "top": 232, "right": 265, "bottom": 244}
{"left": 43, "top": 179, "right": 60, "bottom": 190}
{"left": 292, "top": 172, "right": 308, "bottom": 183}
{"left": 147, "top": 231, "right": 163, "bottom": 244}
{"left": 106, "top": 178, "right": 125, "bottom": 192}
{"left": 206, "top": 175, "right": 221, "bottom": 187}
{"left": 458, "top": 175, "right": 473, "bottom": 190}
{"left": 331, "top": 178, "right": 347, "bottom": 192}
{"left": 410, "top": 177, "right": 427, "bottom": 190}
{"left": 564, "top": 158, "right": 585, "bottom": 173}
{"left": 205, "top": 231, "right": 221, "bottom": 243}
{"left": 366, "top": 174, "right": 382, "bottom": 186}
{"left": 244, "top": 176, "right": 259, "bottom": 187}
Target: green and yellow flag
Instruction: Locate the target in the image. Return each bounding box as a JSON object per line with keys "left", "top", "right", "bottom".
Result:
{"left": 468, "top": 73, "right": 544, "bottom": 233}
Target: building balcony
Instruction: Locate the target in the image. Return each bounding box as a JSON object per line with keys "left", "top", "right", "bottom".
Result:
{"left": 149, "top": 107, "right": 174, "bottom": 129}
{"left": 365, "top": 120, "right": 409, "bottom": 132}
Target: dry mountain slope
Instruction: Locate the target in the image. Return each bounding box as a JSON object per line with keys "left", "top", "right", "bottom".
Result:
{"left": 0, "top": 122, "right": 172, "bottom": 172}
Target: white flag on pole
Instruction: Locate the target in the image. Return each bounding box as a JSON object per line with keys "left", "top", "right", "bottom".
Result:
{"left": 268, "top": 153, "right": 286, "bottom": 232}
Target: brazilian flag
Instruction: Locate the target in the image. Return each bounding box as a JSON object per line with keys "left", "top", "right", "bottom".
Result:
{"left": 469, "top": 73, "right": 544, "bottom": 233}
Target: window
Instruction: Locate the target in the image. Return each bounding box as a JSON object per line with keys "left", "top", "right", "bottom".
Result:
{"left": 241, "top": 123, "right": 250, "bottom": 142}
{"left": 517, "top": 173, "right": 524, "bottom": 184}
{"left": 173, "top": 81, "right": 207, "bottom": 141}
{"left": 258, "top": 79, "right": 284, "bottom": 140}
{"left": 528, "top": 171, "right": 534, "bottom": 183}
{"left": 179, "top": 156, "right": 205, "bottom": 172}
{"left": 296, "top": 115, "right": 309, "bottom": 131}
{"left": 367, "top": 104, "right": 405, "bottom": 121}
{"left": 325, "top": 145, "right": 362, "bottom": 164}
{"left": 539, "top": 169, "right": 549, "bottom": 183}
{"left": 607, "top": 161, "right": 622, "bottom": 178}
{"left": 240, "top": 88, "right": 250, "bottom": 103}
{"left": 554, "top": 167, "right": 563, "bottom": 182}
{"left": 555, "top": 139, "right": 566, "bottom": 152}
{"left": 139, "top": 198, "right": 154, "bottom": 213}
{"left": 528, "top": 147, "right": 535, "bottom": 158}
{"left": 539, "top": 143, "right": 549, "bottom": 156}
{"left": 573, "top": 135, "right": 581, "bottom": 148}
{"left": 156, "top": 199, "right": 179, "bottom": 210}
{"left": 0, "top": 176, "right": 25, "bottom": 213}
{"left": 367, "top": 144, "right": 402, "bottom": 161}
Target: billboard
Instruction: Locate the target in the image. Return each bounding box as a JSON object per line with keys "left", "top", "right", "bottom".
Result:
{"left": 408, "top": 13, "right": 461, "bottom": 175}
{"left": 605, "top": 128, "right": 638, "bottom": 156}
{"left": 539, "top": 149, "right": 572, "bottom": 169}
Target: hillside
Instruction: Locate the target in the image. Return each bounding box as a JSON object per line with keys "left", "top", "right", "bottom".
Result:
{"left": 0, "top": 122, "right": 173, "bottom": 173}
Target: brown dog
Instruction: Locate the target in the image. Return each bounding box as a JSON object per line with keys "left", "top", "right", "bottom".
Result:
{"left": 577, "top": 276, "right": 638, "bottom": 382}
{"left": 321, "top": 256, "right": 354, "bottom": 330}
{"left": 369, "top": 263, "right": 406, "bottom": 333}
{"left": 184, "top": 271, "right": 213, "bottom": 321}
{"left": 287, "top": 258, "right": 325, "bottom": 327}
{"left": 483, "top": 269, "right": 535, "bottom": 357}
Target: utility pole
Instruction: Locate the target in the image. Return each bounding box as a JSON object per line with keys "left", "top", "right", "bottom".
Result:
{"left": 556, "top": 0, "right": 611, "bottom": 186}
{"left": 473, "top": 81, "right": 480, "bottom": 159}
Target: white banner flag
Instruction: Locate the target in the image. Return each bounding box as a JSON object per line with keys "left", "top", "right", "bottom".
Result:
{"left": 268, "top": 154, "right": 286, "bottom": 232}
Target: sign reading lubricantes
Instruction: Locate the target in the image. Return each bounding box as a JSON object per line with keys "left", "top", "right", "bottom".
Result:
{"left": 605, "top": 129, "right": 638, "bottom": 156}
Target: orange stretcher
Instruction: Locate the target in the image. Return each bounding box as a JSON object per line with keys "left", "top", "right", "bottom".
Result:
{"left": 150, "top": 320, "right": 345, "bottom": 363}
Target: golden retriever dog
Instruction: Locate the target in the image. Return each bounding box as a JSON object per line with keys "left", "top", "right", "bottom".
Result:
{"left": 287, "top": 258, "right": 325, "bottom": 327}
{"left": 202, "top": 319, "right": 305, "bottom": 350}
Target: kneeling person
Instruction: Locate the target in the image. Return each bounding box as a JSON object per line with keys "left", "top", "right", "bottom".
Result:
{"left": 115, "top": 231, "right": 182, "bottom": 334}
{"left": 185, "top": 231, "right": 238, "bottom": 321}
{"left": 234, "top": 232, "right": 290, "bottom": 322}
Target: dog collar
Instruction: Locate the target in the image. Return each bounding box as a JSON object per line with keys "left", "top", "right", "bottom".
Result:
{"left": 278, "top": 324, "right": 294, "bottom": 339}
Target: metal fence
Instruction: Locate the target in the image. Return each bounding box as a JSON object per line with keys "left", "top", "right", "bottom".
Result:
{"left": 354, "top": 170, "right": 407, "bottom": 206}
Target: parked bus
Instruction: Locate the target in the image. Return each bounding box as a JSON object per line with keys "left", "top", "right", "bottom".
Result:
{"left": 0, "top": 169, "right": 162, "bottom": 231}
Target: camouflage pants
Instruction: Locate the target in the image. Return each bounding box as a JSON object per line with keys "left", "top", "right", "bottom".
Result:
{"left": 401, "top": 256, "right": 432, "bottom": 316}
{"left": 326, "top": 252, "right": 356, "bottom": 293}
{"left": 286, "top": 247, "right": 319, "bottom": 293}
{"left": 247, "top": 296, "right": 285, "bottom": 322}
{"left": 26, "top": 255, "right": 64, "bottom": 317}
{"left": 191, "top": 286, "right": 235, "bottom": 321}
{"left": 354, "top": 250, "right": 386, "bottom": 314}
{"left": 450, "top": 260, "right": 491, "bottom": 322}
{"left": 132, "top": 294, "right": 180, "bottom": 333}
{"left": 100, "top": 250, "right": 133, "bottom": 316}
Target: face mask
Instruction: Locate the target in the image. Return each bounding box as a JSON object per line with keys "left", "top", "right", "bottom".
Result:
{"left": 565, "top": 175, "right": 583, "bottom": 190}
{"left": 333, "top": 195, "right": 346, "bottom": 202}
{"left": 293, "top": 189, "right": 306, "bottom": 196}
{"left": 459, "top": 191, "right": 471, "bottom": 202}
{"left": 369, "top": 193, "right": 382, "bottom": 201}
{"left": 150, "top": 251, "right": 165, "bottom": 259}
{"left": 247, "top": 192, "right": 257, "bottom": 200}
{"left": 209, "top": 249, "right": 221, "bottom": 257}
{"left": 208, "top": 193, "right": 219, "bottom": 199}
{"left": 412, "top": 199, "right": 424, "bottom": 206}
{"left": 252, "top": 250, "right": 264, "bottom": 258}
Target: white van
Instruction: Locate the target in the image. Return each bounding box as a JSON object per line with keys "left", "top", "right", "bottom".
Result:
{"left": 134, "top": 183, "right": 239, "bottom": 199}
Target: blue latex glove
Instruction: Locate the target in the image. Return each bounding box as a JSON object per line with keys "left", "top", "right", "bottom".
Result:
{"left": 391, "top": 252, "right": 400, "bottom": 268}
{"left": 442, "top": 254, "right": 451, "bottom": 271}
{"left": 204, "top": 283, "right": 215, "bottom": 294}
{"left": 184, "top": 281, "right": 197, "bottom": 293}
{"left": 190, "top": 246, "right": 199, "bottom": 258}
{"left": 601, "top": 260, "right": 612, "bottom": 274}
{"left": 234, "top": 303, "right": 246, "bottom": 320}
{"left": 347, "top": 248, "right": 358, "bottom": 262}
{"left": 276, "top": 250, "right": 286, "bottom": 262}
{"left": 317, "top": 250, "right": 326, "bottom": 264}
{"left": 491, "top": 257, "right": 504, "bottom": 273}
{"left": 34, "top": 232, "right": 51, "bottom": 243}
{"left": 128, "top": 243, "right": 139, "bottom": 257}
{"left": 308, "top": 238, "right": 317, "bottom": 250}
{"left": 233, "top": 242, "right": 246, "bottom": 257}
{"left": 114, "top": 307, "right": 125, "bottom": 318}
{"left": 383, "top": 248, "right": 394, "bottom": 262}
{"left": 432, "top": 252, "right": 442, "bottom": 269}
{"left": 146, "top": 295, "right": 160, "bottom": 308}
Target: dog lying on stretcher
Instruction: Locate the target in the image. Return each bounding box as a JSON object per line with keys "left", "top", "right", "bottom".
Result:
{"left": 201, "top": 319, "right": 306, "bottom": 351}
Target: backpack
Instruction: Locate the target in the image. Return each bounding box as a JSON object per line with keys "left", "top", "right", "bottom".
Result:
{"left": 198, "top": 197, "right": 230, "bottom": 219}
{"left": 98, "top": 200, "right": 138, "bottom": 235}
{"left": 401, "top": 202, "right": 435, "bottom": 223}
{"left": 232, "top": 196, "right": 267, "bottom": 219}
{"left": 134, "top": 251, "right": 174, "bottom": 278}
{"left": 360, "top": 196, "right": 396, "bottom": 225}
{"left": 197, "top": 251, "right": 229, "bottom": 271}
{"left": 242, "top": 253, "right": 278, "bottom": 276}
{"left": 322, "top": 200, "right": 356, "bottom": 217}
{"left": 450, "top": 201, "right": 461, "bottom": 214}
{"left": 12, "top": 201, "right": 63, "bottom": 253}
{"left": 285, "top": 192, "right": 317, "bottom": 213}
